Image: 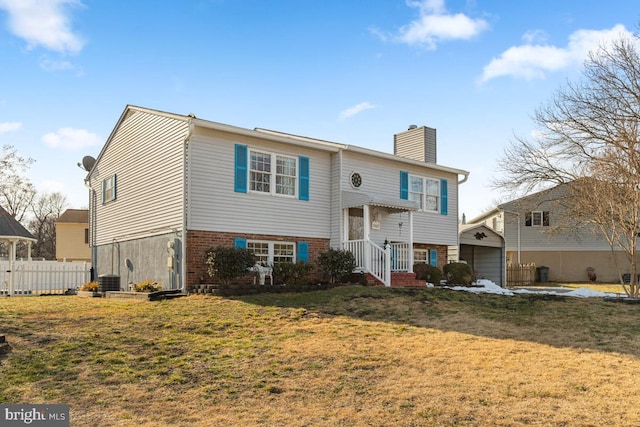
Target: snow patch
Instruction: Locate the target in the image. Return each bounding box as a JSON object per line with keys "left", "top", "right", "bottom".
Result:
{"left": 444, "top": 279, "right": 623, "bottom": 299}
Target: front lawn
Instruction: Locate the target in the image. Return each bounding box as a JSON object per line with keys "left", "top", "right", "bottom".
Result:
{"left": 1, "top": 286, "right": 639, "bottom": 426}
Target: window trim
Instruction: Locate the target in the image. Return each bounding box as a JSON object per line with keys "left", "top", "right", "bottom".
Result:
{"left": 249, "top": 149, "right": 298, "bottom": 198}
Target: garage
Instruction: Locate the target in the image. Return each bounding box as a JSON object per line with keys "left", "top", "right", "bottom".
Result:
{"left": 458, "top": 224, "right": 505, "bottom": 287}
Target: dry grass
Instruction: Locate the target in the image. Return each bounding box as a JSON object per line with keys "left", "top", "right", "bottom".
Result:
{"left": 518, "top": 282, "right": 627, "bottom": 294}
{"left": 2, "top": 286, "right": 640, "bottom": 426}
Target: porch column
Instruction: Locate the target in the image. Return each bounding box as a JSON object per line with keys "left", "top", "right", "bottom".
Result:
{"left": 408, "top": 210, "right": 414, "bottom": 272}
{"left": 342, "top": 208, "right": 349, "bottom": 246}
{"left": 27, "top": 242, "right": 32, "bottom": 290}
{"left": 9, "top": 240, "right": 15, "bottom": 296}
{"left": 363, "top": 205, "right": 370, "bottom": 272}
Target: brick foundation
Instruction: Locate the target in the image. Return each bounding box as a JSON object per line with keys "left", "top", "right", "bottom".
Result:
{"left": 186, "top": 230, "right": 330, "bottom": 292}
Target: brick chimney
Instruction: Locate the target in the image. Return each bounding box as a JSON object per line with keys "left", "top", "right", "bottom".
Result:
{"left": 393, "top": 125, "right": 437, "bottom": 163}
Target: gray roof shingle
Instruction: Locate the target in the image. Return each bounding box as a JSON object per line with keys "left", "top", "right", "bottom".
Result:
{"left": 0, "top": 205, "right": 36, "bottom": 240}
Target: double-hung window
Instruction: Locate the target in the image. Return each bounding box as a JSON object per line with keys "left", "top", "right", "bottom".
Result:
{"left": 247, "top": 241, "right": 295, "bottom": 265}
{"left": 525, "top": 211, "right": 550, "bottom": 227}
{"left": 102, "top": 174, "right": 116, "bottom": 204}
{"left": 409, "top": 174, "right": 440, "bottom": 212}
{"left": 409, "top": 176, "right": 423, "bottom": 207}
{"left": 250, "top": 150, "right": 297, "bottom": 197}
{"left": 414, "top": 249, "right": 438, "bottom": 266}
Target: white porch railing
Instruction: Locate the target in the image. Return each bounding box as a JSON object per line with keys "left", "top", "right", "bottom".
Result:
{"left": 343, "top": 239, "right": 366, "bottom": 270}
{"left": 343, "top": 240, "right": 392, "bottom": 286}
{"left": 390, "top": 242, "right": 410, "bottom": 272}
{"left": 0, "top": 260, "right": 91, "bottom": 296}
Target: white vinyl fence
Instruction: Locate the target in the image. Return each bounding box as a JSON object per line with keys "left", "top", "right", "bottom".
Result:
{"left": 0, "top": 260, "right": 91, "bottom": 296}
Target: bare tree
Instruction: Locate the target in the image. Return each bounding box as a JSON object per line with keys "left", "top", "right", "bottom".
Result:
{"left": 494, "top": 32, "right": 640, "bottom": 296}
{"left": 27, "top": 192, "right": 68, "bottom": 260}
{"left": 0, "top": 145, "right": 36, "bottom": 222}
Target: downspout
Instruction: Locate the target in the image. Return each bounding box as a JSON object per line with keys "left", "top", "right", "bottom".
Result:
{"left": 456, "top": 172, "right": 470, "bottom": 269}
{"left": 83, "top": 177, "right": 97, "bottom": 280}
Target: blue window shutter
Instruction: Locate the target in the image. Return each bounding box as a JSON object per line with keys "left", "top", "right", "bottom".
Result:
{"left": 234, "top": 238, "right": 247, "bottom": 249}
{"left": 429, "top": 249, "right": 438, "bottom": 267}
{"left": 234, "top": 144, "right": 248, "bottom": 193}
{"left": 113, "top": 174, "right": 117, "bottom": 200}
{"left": 299, "top": 156, "right": 309, "bottom": 201}
{"left": 400, "top": 171, "right": 409, "bottom": 200}
{"left": 440, "top": 178, "right": 448, "bottom": 215}
{"left": 297, "top": 241, "right": 309, "bottom": 263}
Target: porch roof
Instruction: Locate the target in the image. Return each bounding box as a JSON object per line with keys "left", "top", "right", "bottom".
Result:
{"left": 342, "top": 190, "right": 420, "bottom": 212}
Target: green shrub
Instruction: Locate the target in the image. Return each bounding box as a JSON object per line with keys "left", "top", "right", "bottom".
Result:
{"left": 413, "top": 263, "right": 442, "bottom": 284}
{"left": 272, "top": 261, "right": 314, "bottom": 286}
{"left": 318, "top": 248, "right": 357, "bottom": 284}
{"left": 443, "top": 262, "right": 474, "bottom": 285}
{"left": 204, "top": 246, "right": 256, "bottom": 285}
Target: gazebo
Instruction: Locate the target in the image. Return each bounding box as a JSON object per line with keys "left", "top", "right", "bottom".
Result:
{"left": 0, "top": 206, "right": 36, "bottom": 295}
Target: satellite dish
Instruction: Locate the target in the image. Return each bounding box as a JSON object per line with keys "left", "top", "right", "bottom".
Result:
{"left": 81, "top": 156, "right": 96, "bottom": 171}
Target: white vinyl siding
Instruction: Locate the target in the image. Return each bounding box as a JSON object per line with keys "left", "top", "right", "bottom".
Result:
{"left": 188, "top": 128, "right": 331, "bottom": 238}
{"left": 501, "top": 194, "right": 611, "bottom": 251}
{"left": 90, "top": 109, "right": 187, "bottom": 245}
{"left": 341, "top": 152, "right": 459, "bottom": 246}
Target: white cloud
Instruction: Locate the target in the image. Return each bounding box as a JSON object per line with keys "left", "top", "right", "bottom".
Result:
{"left": 0, "top": 121, "right": 22, "bottom": 133}
{"left": 42, "top": 127, "right": 101, "bottom": 150}
{"left": 339, "top": 102, "right": 376, "bottom": 120}
{"left": 480, "top": 24, "right": 633, "bottom": 83}
{"left": 394, "top": 0, "right": 489, "bottom": 49}
{"left": 0, "top": 0, "right": 85, "bottom": 54}
{"left": 522, "top": 29, "right": 548, "bottom": 45}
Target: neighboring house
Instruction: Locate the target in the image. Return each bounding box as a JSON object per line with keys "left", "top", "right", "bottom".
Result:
{"left": 470, "top": 185, "right": 624, "bottom": 282}
{"left": 85, "top": 105, "right": 469, "bottom": 291}
{"left": 55, "top": 209, "right": 90, "bottom": 262}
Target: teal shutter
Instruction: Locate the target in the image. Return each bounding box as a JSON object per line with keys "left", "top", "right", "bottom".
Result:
{"left": 400, "top": 171, "right": 409, "bottom": 200}
{"left": 113, "top": 174, "right": 117, "bottom": 200}
{"left": 429, "top": 249, "right": 438, "bottom": 267}
{"left": 440, "top": 179, "right": 448, "bottom": 215}
{"left": 234, "top": 144, "right": 248, "bottom": 193}
{"left": 297, "top": 241, "right": 309, "bottom": 263}
{"left": 234, "top": 238, "right": 247, "bottom": 249}
{"left": 299, "top": 156, "right": 309, "bottom": 201}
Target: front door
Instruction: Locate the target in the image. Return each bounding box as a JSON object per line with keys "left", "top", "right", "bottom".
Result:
{"left": 348, "top": 208, "right": 364, "bottom": 240}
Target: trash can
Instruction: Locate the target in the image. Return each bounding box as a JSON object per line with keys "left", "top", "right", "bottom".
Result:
{"left": 98, "top": 274, "right": 121, "bottom": 292}
{"left": 536, "top": 266, "right": 550, "bottom": 283}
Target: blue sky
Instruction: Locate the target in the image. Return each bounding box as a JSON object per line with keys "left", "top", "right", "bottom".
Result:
{"left": 0, "top": 0, "right": 638, "bottom": 220}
